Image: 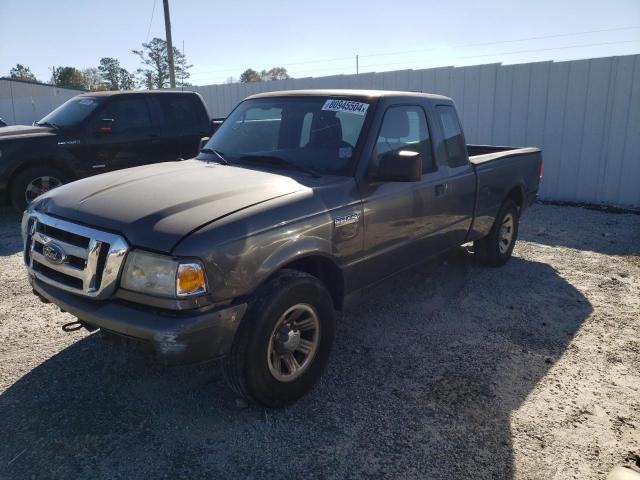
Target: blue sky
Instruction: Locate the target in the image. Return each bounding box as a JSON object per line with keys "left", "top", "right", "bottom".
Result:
{"left": 1, "top": 0, "right": 638, "bottom": 85}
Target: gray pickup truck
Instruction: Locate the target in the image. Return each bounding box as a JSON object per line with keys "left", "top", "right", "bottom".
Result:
{"left": 23, "top": 89, "right": 542, "bottom": 406}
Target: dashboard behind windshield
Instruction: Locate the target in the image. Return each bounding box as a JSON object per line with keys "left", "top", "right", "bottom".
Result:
{"left": 201, "top": 96, "right": 372, "bottom": 175}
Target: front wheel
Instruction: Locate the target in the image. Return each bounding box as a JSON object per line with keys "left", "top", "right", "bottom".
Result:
{"left": 223, "top": 269, "right": 335, "bottom": 407}
{"left": 474, "top": 199, "right": 519, "bottom": 267}
{"left": 10, "top": 166, "right": 69, "bottom": 211}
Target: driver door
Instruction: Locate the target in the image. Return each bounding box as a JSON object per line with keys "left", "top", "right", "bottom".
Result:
{"left": 81, "top": 96, "right": 154, "bottom": 173}
{"left": 358, "top": 104, "right": 450, "bottom": 285}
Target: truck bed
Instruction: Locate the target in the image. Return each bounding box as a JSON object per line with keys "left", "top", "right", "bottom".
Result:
{"left": 466, "top": 144, "right": 543, "bottom": 241}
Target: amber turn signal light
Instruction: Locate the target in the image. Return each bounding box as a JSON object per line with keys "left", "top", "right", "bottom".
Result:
{"left": 176, "top": 263, "right": 207, "bottom": 297}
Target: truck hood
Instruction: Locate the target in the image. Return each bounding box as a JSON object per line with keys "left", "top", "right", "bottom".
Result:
{"left": 35, "top": 160, "right": 308, "bottom": 252}
{"left": 0, "top": 124, "right": 55, "bottom": 139}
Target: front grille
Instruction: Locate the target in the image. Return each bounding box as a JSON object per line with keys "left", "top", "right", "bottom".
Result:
{"left": 23, "top": 212, "right": 129, "bottom": 299}
{"left": 37, "top": 223, "right": 90, "bottom": 248}
{"left": 33, "top": 260, "right": 84, "bottom": 290}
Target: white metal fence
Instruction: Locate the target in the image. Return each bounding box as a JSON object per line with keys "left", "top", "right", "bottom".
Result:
{"left": 0, "top": 79, "right": 82, "bottom": 126}
{"left": 193, "top": 55, "right": 640, "bottom": 208}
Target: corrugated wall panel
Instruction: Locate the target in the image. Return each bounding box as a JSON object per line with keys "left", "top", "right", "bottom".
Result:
{"left": 576, "top": 57, "right": 612, "bottom": 202}
{"left": 462, "top": 66, "right": 480, "bottom": 143}
{"left": 599, "top": 55, "right": 635, "bottom": 205}
{"left": 477, "top": 63, "right": 498, "bottom": 144}
{"left": 618, "top": 55, "right": 640, "bottom": 207}
{"left": 419, "top": 68, "right": 437, "bottom": 93}
{"left": 524, "top": 62, "right": 551, "bottom": 149}
{"left": 491, "top": 64, "right": 514, "bottom": 145}
{"left": 558, "top": 59, "right": 590, "bottom": 201}
{"left": 449, "top": 66, "right": 466, "bottom": 120}
{"left": 540, "top": 61, "right": 570, "bottom": 199}
{"left": 434, "top": 67, "right": 453, "bottom": 96}
{"left": 509, "top": 63, "right": 531, "bottom": 147}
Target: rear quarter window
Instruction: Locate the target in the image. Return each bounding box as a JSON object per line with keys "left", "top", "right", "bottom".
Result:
{"left": 156, "top": 95, "right": 204, "bottom": 134}
{"left": 436, "top": 105, "right": 467, "bottom": 168}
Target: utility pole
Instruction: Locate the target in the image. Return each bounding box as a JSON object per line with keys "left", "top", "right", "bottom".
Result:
{"left": 163, "top": 0, "right": 176, "bottom": 88}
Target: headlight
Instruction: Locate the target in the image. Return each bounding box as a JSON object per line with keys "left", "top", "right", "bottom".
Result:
{"left": 121, "top": 250, "right": 207, "bottom": 298}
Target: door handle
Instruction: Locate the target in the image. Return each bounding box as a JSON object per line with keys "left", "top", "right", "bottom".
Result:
{"left": 435, "top": 183, "right": 448, "bottom": 197}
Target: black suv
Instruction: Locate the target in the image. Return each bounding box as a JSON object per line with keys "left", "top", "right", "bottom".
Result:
{"left": 0, "top": 90, "right": 212, "bottom": 210}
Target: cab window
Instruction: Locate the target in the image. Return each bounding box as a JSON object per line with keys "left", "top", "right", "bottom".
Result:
{"left": 375, "top": 105, "right": 435, "bottom": 173}
{"left": 98, "top": 97, "right": 151, "bottom": 134}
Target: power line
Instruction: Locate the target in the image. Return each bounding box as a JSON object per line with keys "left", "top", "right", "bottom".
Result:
{"left": 145, "top": 0, "right": 157, "bottom": 43}
{"left": 458, "top": 25, "right": 640, "bottom": 48}
{"left": 358, "top": 39, "right": 640, "bottom": 70}
{"left": 189, "top": 25, "right": 640, "bottom": 79}
{"left": 358, "top": 25, "right": 640, "bottom": 59}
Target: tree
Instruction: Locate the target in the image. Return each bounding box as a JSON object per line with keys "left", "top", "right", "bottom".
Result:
{"left": 51, "top": 66, "right": 86, "bottom": 89}
{"left": 239, "top": 67, "right": 290, "bottom": 83}
{"left": 80, "top": 68, "right": 108, "bottom": 91}
{"left": 98, "top": 57, "right": 135, "bottom": 91}
{"left": 132, "top": 37, "right": 191, "bottom": 89}
{"left": 239, "top": 68, "right": 262, "bottom": 83}
{"left": 265, "top": 67, "right": 290, "bottom": 81}
{"left": 10, "top": 64, "right": 38, "bottom": 82}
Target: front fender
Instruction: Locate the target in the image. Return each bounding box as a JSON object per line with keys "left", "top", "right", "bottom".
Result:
{"left": 259, "top": 235, "right": 335, "bottom": 276}
{"left": 0, "top": 138, "right": 76, "bottom": 180}
{"left": 175, "top": 212, "right": 336, "bottom": 303}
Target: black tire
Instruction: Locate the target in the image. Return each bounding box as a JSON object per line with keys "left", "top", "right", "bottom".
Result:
{"left": 474, "top": 199, "right": 519, "bottom": 267}
{"left": 223, "top": 269, "right": 336, "bottom": 407}
{"left": 10, "top": 166, "right": 70, "bottom": 211}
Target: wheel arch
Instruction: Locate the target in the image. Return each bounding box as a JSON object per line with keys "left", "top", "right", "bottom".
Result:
{"left": 6, "top": 157, "right": 76, "bottom": 204}
{"left": 278, "top": 254, "right": 345, "bottom": 311}
{"left": 504, "top": 184, "right": 525, "bottom": 210}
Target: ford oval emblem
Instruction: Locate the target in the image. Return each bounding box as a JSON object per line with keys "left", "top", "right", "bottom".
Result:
{"left": 42, "top": 242, "right": 66, "bottom": 265}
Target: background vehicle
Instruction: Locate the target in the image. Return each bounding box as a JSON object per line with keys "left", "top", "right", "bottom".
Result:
{"left": 0, "top": 90, "right": 213, "bottom": 210}
{"left": 23, "top": 89, "right": 543, "bottom": 407}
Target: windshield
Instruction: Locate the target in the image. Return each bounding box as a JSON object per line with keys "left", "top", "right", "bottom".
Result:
{"left": 37, "top": 97, "right": 103, "bottom": 128}
{"left": 200, "top": 96, "right": 371, "bottom": 175}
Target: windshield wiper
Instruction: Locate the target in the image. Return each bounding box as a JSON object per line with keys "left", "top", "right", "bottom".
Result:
{"left": 36, "top": 121, "right": 59, "bottom": 129}
{"left": 199, "top": 148, "right": 229, "bottom": 165}
{"left": 238, "top": 154, "right": 321, "bottom": 178}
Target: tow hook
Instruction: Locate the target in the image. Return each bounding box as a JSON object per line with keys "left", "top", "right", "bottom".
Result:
{"left": 62, "top": 321, "right": 98, "bottom": 332}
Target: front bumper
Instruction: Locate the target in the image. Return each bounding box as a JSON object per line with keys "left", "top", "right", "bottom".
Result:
{"left": 31, "top": 277, "right": 247, "bottom": 365}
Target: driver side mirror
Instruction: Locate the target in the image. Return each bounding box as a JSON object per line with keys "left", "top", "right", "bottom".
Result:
{"left": 372, "top": 150, "right": 422, "bottom": 182}
{"left": 97, "top": 118, "right": 114, "bottom": 134}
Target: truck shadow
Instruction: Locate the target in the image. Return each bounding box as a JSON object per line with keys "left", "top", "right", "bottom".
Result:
{"left": 0, "top": 249, "right": 591, "bottom": 479}
{"left": 518, "top": 204, "right": 640, "bottom": 257}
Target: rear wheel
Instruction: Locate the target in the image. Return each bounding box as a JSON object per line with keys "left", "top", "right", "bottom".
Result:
{"left": 223, "top": 269, "right": 335, "bottom": 407}
{"left": 474, "top": 199, "right": 519, "bottom": 267}
{"left": 10, "top": 166, "right": 69, "bottom": 211}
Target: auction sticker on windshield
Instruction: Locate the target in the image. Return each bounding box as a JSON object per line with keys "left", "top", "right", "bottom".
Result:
{"left": 322, "top": 99, "right": 369, "bottom": 116}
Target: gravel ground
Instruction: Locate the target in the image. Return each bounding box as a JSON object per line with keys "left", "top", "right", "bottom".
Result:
{"left": 0, "top": 203, "right": 639, "bottom": 480}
